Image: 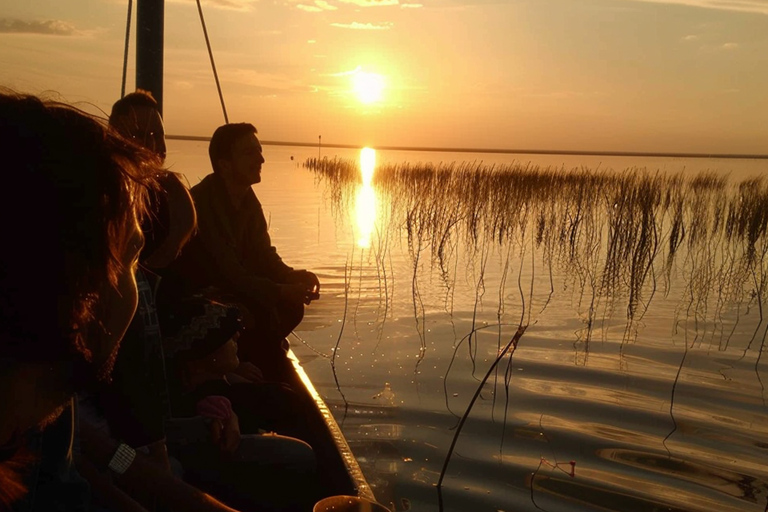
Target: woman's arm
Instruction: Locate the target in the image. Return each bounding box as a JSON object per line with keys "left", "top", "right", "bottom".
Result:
{"left": 79, "top": 419, "right": 241, "bottom": 512}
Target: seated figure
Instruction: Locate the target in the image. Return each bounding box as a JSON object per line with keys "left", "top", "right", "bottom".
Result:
{"left": 0, "top": 91, "right": 152, "bottom": 510}
{"left": 160, "top": 123, "right": 320, "bottom": 379}
{"left": 161, "top": 296, "right": 319, "bottom": 512}
{"left": 95, "top": 91, "right": 196, "bottom": 471}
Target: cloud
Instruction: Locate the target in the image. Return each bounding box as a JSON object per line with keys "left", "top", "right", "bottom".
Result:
{"left": 721, "top": 42, "right": 739, "bottom": 49}
{"left": 297, "top": 0, "right": 338, "bottom": 10}
{"left": 400, "top": 3, "right": 423, "bottom": 7}
{"left": 328, "top": 67, "right": 363, "bottom": 77}
{"left": 613, "top": 0, "right": 768, "bottom": 15}
{"left": 0, "top": 18, "right": 78, "bottom": 36}
{"left": 331, "top": 21, "right": 394, "bottom": 29}
{"left": 227, "top": 68, "right": 316, "bottom": 95}
{"left": 316, "top": 0, "right": 339, "bottom": 9}
{"left": 168, "top": 0, "right": 257, "bottom": 11}
{"left": 338, "top": 0, "right": 400, "bottom": 6}
{"left": 682, "top": 34, "right": 699, "bottom": 41}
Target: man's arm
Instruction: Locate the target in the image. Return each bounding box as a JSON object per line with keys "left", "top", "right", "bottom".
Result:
{"left": 192, "top": 191, "right": 283, "bottom": 307}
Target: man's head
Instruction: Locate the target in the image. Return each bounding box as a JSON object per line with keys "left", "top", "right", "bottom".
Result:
{"left": 209, "top": 123, "right": 265, "bottom": 185}
{"left": 0, "top": 91, "right": 155, "bottom": 381}
{"left": 109, "top": 89, "right": 166, "bottom": 161}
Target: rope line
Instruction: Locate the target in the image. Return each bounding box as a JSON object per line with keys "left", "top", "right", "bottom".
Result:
{"left": 120, "top": 0, "right": 133, "bottom": 98}
{"left": 196, "top": 0, "right": 229, "bottom": 124}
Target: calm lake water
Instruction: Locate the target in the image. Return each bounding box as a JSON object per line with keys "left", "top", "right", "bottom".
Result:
{"left": 167, "top": 140, "right": 768, "bottom": 512}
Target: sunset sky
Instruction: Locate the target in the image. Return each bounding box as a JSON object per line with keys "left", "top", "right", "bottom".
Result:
{"left": 1, "top": 0, "right": 767, "bottom": 154}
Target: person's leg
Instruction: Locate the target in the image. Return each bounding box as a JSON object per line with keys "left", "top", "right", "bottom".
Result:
{"left": 178, "top": 433, "right": 319, "bottom": 512}
{"left": 235, "top": 299, "right": 303, "bottom": 381}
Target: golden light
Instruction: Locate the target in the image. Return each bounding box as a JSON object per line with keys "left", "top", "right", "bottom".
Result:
{"left": 360, "top": 147, "right": 376, "bottom": 186}
{"left": 355, "top": 186, "right": 377, "bottom": 249}
{"left": 352, "top": 71, "right": 385, "bottom": 104}
{"left": 355, "top": 147, "right": 378, "bottom": 248}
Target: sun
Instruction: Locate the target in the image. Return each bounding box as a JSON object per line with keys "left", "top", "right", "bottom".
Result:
{"left": 352, "top": 71, "right": 385, "bottom": 104}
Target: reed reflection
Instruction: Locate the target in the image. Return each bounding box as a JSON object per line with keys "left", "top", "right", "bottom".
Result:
{"left": 355, "top": 147, "right": 378, "bottom": 248}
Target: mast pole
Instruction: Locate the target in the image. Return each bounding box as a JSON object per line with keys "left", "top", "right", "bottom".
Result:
{"left": 136, "top": 0, "right": 164, "bottom": 115}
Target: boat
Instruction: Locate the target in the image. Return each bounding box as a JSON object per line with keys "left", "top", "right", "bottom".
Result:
{"left": 131, "top": 0, "right": 377, "bottom": 505}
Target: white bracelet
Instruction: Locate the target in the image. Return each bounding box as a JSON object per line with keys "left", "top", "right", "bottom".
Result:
{"left": 107, "top": 443, "right": 136, "bottom": 475}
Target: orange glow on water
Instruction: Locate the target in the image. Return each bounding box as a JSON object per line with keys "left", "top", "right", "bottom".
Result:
{"left": 360, "top": 147, "right": 376, "bottom": 185}
{"left": 355, "top": 147, "right": 377, "bottom": 248}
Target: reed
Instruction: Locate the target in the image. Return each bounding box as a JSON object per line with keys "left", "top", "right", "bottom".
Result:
{"left": 305, "top": 156, "right": 768, "bottom": 503}
{"left": 307, "top": 157, "right": 768, "bottom": 329}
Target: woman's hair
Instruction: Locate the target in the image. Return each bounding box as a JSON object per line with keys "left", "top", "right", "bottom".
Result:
{"left": 0, "top": 91, "right": 157, "bottom": 365}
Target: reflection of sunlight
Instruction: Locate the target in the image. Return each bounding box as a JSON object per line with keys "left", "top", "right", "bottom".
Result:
{"left": 356, "top": 147, "right": 378, "bottom": 248}
{"left": 356, "top": 186, "right": 376, "bottom": 248}
{"left": 360, "top": 147, "right": 376, "bottom": 186}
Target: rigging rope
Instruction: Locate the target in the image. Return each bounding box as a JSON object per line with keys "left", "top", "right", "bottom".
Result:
{"left": 120, "top": 0, "right": 133, "bottom": 99}
{"left": 196, "top": 0, "right": 229, "bottom": 124}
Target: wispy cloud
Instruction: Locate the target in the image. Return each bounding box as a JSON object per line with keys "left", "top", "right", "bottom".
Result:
{"left": 168, "top": 0, "right": 257, "bottom": 11}
{"left": 681, "top": 34, "right": 699, "bottom": 41}
{"left": 316, "top": 0, "right": 339, "bottom": 9}
{"left": 616, "top": 0, "right": 768, "bottom": 15}
{"left": 338, "top": 0, "right": 400, "bottom": 6}
{"left": 0, "top": 18, "right": 78, "bottom": 36}
{"left": 297, "top": 0, "right": 338, "bottom": 11}
{"left": 331, "top": 21, "right": 394, "bottom": 29}
{"left": 721, "top": 42, "right": 739, "bottom": 49}
{"left": 401, "top": 3, "right": 423, "bottom": 7}
{"left": 227, "top": 68, "right": 315, "bottom": 95}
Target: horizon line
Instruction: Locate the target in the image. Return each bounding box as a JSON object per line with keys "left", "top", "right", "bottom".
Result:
{"left": 166, "top": 135, "right": 768, "bottom": 160}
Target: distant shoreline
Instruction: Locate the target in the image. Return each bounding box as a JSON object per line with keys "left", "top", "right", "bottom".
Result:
{"left": 166, "top": 135, "right": 768, "bottom": 160}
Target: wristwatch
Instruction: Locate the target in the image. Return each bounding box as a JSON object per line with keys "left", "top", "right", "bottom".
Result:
{"left": 107, "top": 443, "right": 136, "bottom": 475}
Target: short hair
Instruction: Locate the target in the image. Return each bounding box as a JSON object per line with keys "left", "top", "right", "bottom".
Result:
{"left": 0, "top": 91, "right": 155, "bottom": 365}
{"left": 109, "top": 89, "right": 158, "bottom": 126}
{"left": 208, "top": 123, "right": 258, "bottom": 174}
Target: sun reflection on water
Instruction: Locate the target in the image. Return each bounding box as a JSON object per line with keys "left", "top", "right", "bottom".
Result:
{"left": 356, "top": 147, "right": 378, "bottom": 248}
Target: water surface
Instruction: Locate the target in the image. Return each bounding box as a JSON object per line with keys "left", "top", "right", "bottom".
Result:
{"left": 167, "top": 140, "right": 768, "bottom": 512}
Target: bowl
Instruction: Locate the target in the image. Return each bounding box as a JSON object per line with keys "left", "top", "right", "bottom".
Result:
{"left": 313, "top": 495, "right": 391, "bottom": 512}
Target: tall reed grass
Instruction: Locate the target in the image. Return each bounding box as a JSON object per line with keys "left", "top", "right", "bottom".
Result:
{"left": 305, "top": 156, "right": 768, "bottom": 506}
{"left": 305, "top": 157, "right": 768, "bottom": 329}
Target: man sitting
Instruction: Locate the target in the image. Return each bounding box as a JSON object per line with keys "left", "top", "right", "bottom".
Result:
{"left": 162, "top": 123, "right": 320, "bottom": 376}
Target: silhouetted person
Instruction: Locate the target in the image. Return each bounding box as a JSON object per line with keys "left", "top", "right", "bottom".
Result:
{"left": 162, "top": 123, "right": 320, "bottom": 378}
{"left": 109, "top": 89, "right": 167, "bottom": 161}
{"left": 93, "top": 92, "right": 196, "bottom": 481}
{"left": 0, "top": 90, "right": 153, "bottom": 510}
{"left": 160, "top": 296, "right": 318, "bottom": 512}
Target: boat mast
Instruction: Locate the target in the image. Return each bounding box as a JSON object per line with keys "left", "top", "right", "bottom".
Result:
{"left": 136, "top": 0, "right": 164, "bottom": 115}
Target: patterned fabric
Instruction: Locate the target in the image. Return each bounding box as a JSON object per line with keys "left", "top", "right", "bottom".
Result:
{"left": 160, "top": 296, "right": 242, "bottom": 361}
{"left": 98, "top": 269, "right": 170, "bottom": 448}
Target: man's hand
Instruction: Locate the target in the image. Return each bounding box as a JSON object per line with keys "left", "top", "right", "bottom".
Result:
{"left": 279, "top": 282, "right": 316, "bottom": 305}
{"left": 209, "top": 412, "right": 241, "bottom": 455}
{"left": 284, "top": 270, "right": 321, "bottom": 304}
{"left": 301, "top": 270, "right": 321, "bottom": 297}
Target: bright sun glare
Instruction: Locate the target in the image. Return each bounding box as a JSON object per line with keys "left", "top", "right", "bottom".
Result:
{"left": 352, "top": 71, "right": 385, "bottom": 104}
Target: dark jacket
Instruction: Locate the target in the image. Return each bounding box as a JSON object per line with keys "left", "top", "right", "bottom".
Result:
{"left": 164, "top": 173, "right": 295, "bottom": 308}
